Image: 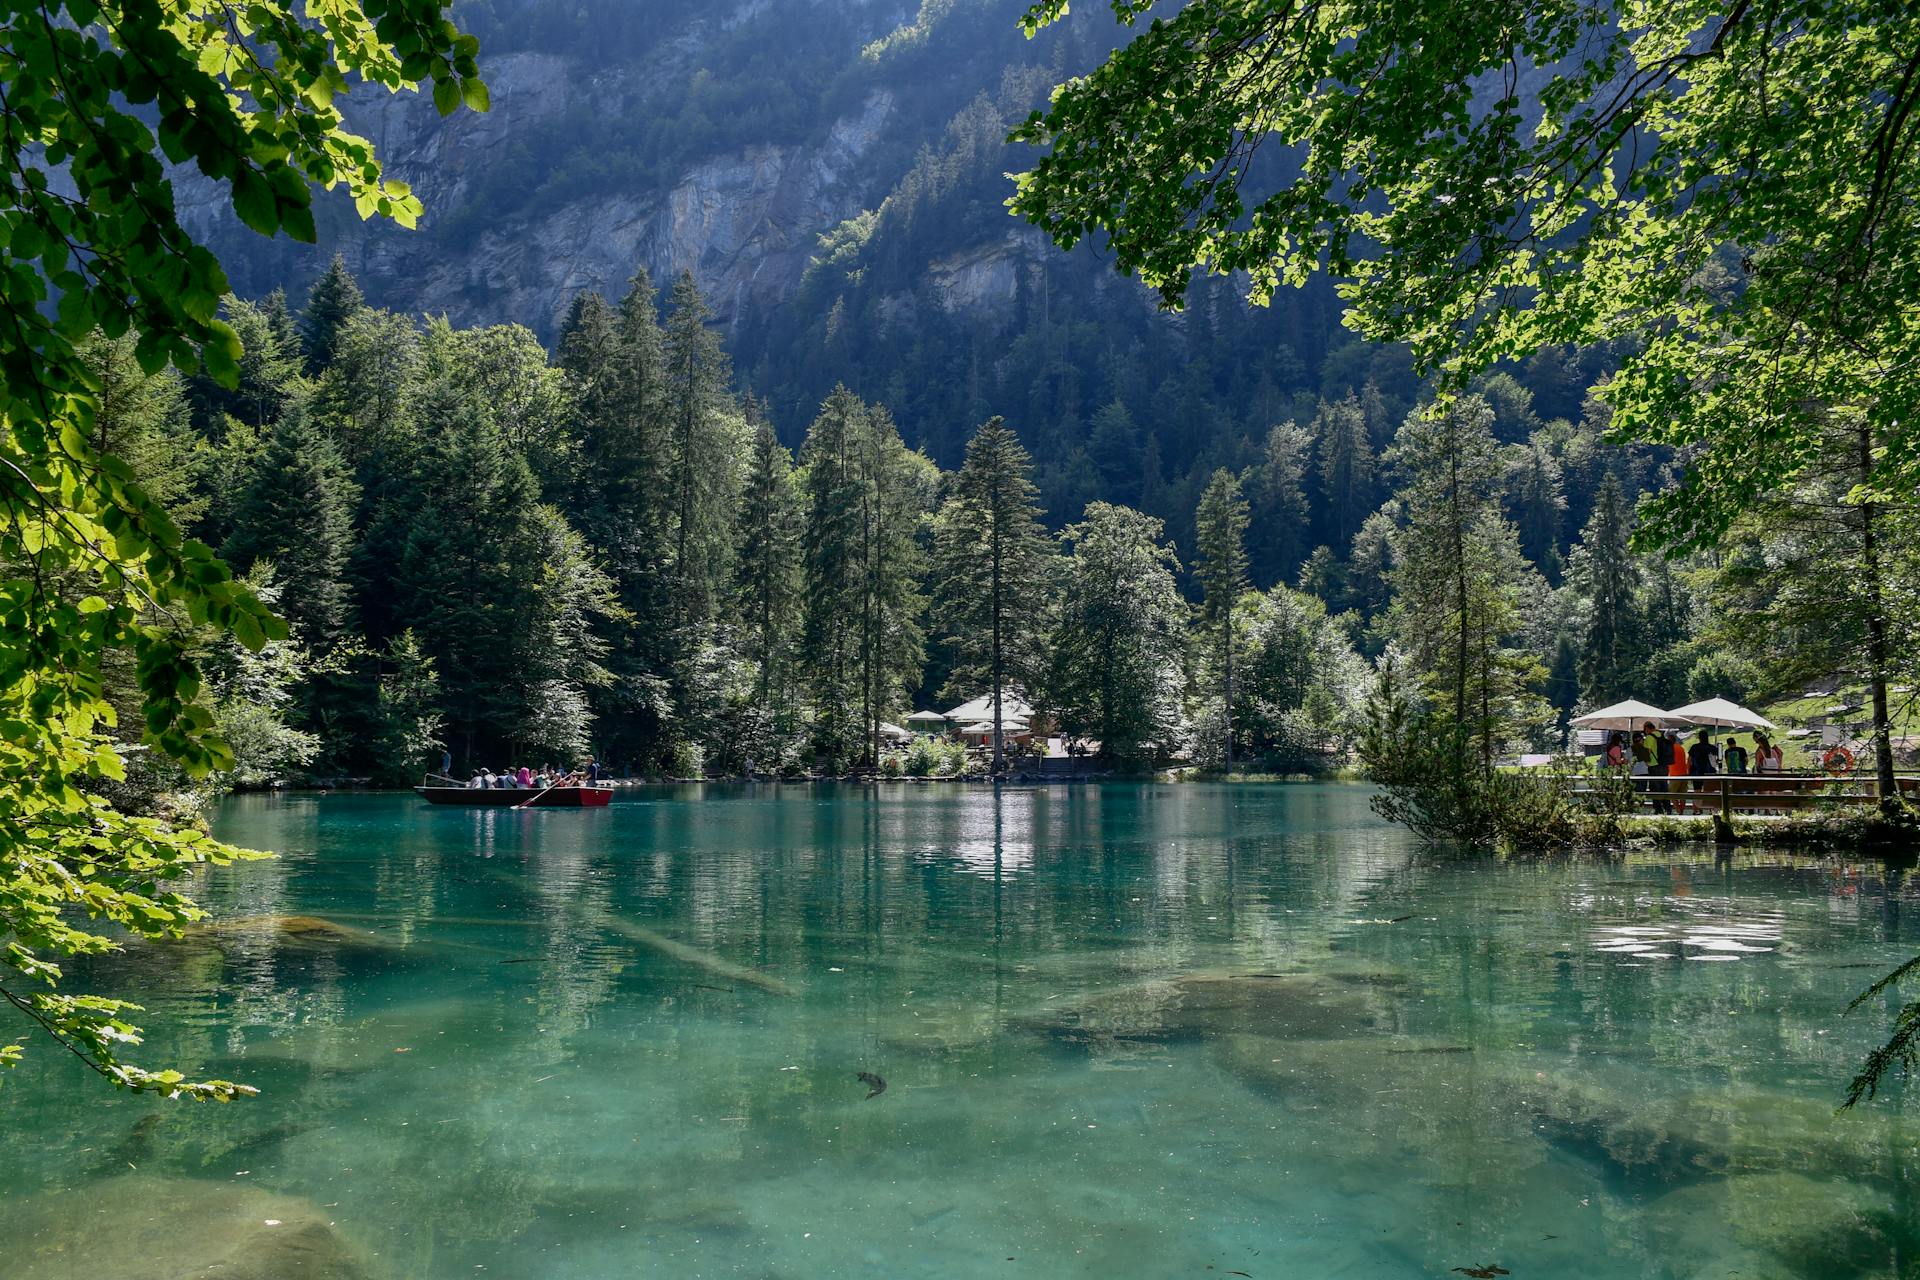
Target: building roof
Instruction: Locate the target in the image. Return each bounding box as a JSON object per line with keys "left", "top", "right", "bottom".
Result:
{"left": 942, "top": 691, "right": 1034, "bottom": 723}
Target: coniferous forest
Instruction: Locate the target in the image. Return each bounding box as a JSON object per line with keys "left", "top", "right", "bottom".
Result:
{"left": 106, "top": 241, "right": 1839, "bottom": 797}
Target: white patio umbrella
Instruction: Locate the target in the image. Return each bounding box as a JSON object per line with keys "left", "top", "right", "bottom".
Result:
{"left": 1569, "top": 699, "right": 1677, "bottom": 731}
{"left": 1669, "top": 697, "right": 1776, "bottom": 730}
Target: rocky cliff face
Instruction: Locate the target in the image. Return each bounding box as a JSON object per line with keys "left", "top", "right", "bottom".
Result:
{"left": 180, "top": 63, "right": 901, "bottom": 338}
{"left": 179, "top": 0, "right": 1057, "bottom": 342}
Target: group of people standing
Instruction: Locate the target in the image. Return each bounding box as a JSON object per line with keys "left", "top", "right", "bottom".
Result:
{"left": 1601, "top": 722, "right": 1784, "bottom": 812}
{"left": 466, "top": 760, "right": 602, "bottom": 790}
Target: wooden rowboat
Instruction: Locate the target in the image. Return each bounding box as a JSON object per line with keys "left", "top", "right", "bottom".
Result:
{"left": 413, "top": 785, "right": 613, "bottom": 808}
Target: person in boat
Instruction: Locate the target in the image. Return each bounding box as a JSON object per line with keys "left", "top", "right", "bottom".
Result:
{"left": 516, "top": 764, "right": 533, "bottom": 788}
{"left": 467, "top": 770, "right": 486, "bottom": 789}
{"left": 585, "top": 758, "right": 601, "bottom": 784}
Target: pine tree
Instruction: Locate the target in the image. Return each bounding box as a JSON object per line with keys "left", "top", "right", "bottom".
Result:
{"left": 1194, "top": 467, "right": 1250, "bottom": 770}
{"left": 662, "top": 271, "right": 738, "bottom": 628}
{"left": 395, "top": 414, "right": 547, "bottom": 762}
{"left": 853, "top": 403, "right": 930, "bottom": 766}
{"left": 1512, "top": 433, "right": 1568, "bottom": 581}
{"left": 221, "top": 413, "right": 361, "bottom": 650}
{"left": 191, "top": 294, "right": 304, "bottom": 432}
{"left": 1387, "top": 396, "right": 1545, "bottom": 778}
{"left": 368, "top": 630, "right": 444, "bottom": 785}
{"left": 557, "top": 280, "right": 677, "bottom": 762}
{"left": 736, "top": 409, "right": 802, "bottom": 709}
{"left": 931, "top": 415, "right": 1050, "bottom": 772}
{"left": 800, "top": 387, "right": 869, "bottom": 766}
{"left": 301, "top": 253, "right": 365, "bottom": 374}
{"left": 1248, "top": 419, "right": 1311, "bottom": 588}
{"left": 1568, "top": 472, "right": 1643, "bottom": 705}
{"left": 1315, "top": 394, "right": 1375, "bottom": 548}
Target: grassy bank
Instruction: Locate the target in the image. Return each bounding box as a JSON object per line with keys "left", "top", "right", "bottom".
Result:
{"left": 1608, "top": 808, "right": 1920, "bottom": 859}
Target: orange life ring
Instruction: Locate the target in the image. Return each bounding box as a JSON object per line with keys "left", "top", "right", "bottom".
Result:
{"left": 1823, "top": 745, "right": 1855, "bottom": 775}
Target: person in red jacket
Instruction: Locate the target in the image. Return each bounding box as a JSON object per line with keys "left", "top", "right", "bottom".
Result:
{"left": 1667, "top": 730, "right": 1691, "bottom": 812}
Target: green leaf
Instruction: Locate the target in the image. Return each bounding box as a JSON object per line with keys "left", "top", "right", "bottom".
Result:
{"left": 230, "top": 167, "right": 279, "bottom": 236}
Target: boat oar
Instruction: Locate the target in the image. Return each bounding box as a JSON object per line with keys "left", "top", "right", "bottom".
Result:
{"left": 515, "top": 779, "right": 563, "bottom": 809}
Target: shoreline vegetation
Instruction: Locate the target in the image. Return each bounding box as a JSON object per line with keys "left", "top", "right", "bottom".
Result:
{"left": 281, "top": 771, "right": 1920, "bottom": 862}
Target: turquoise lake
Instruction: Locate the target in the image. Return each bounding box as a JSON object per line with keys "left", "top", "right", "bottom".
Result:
{"left": 2, "top": 782, "right": 1916, "bottom": 1278}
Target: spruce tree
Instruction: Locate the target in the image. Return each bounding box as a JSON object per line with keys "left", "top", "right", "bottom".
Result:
{"left": 301, "top": 253, "right": 365, "bottom": 374}
{"left": 395, "top": 414, "right": 545, "bottom": 762}
{"left": 800, "top": 387, "right": 869, "bottom": 766}
{"left": 853, "top": 403, "right": 929, "bottom": 766}
{"left": 1194, "top": 467, "right": 1250, "bottom": 770}
{"left": 931, "top": 415, "right": 1050, "bottom": 773}
{"left": 1512, "top": 434, "right": 1567, "bottom": 581}
{"left": 1315, "top": 394, "right": 1375, "bottom": 548}
{"left": 1248, "top": 419, "right": 1311, "bottom": 588}
{"left": 221, "top": 413, "right": 361, "bottom": 650}
{"left": 557, "top": 284, "right": 677, "bottom": 764}
{"left": 1387, "top": 396, "right": 1544, "bottom": 779}
{"left": 662, "top": 271, "right": 738, "bottom": 627}
{"left": 736, "top": 409, "right": 802, "bottom": 709}
{"left": 1568, "top": 472, "right": 1643, "bottom": 705}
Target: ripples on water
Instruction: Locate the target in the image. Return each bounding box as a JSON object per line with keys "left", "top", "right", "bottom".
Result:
{"left": 0, "top": 783, "right": 1914, "bottom": 1279}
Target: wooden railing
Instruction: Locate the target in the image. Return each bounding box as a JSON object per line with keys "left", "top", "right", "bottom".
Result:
{"left": 1565, "top": 772, "right": 1920, "bottom": 815}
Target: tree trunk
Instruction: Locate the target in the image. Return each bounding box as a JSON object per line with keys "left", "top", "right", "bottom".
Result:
{"left": 991, "top": 497, "right": 1005, "bottom": 776}
{"left": 1856, "top": 426, "right": 1899, "bottom": 813}
{"left": 1223, "top": 611, "right": 1234, "bottom": 773}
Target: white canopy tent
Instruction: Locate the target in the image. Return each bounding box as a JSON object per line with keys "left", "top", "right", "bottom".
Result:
{"left": 1570, "top": 699, "right": 1677, "bottom": 731}
{"left": 1669, "top": 697, "right": 1776, "bottom": 730}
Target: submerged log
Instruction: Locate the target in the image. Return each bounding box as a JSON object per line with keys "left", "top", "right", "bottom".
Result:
{"left": 587, "top": 909, "right": 799, "bottom": 997}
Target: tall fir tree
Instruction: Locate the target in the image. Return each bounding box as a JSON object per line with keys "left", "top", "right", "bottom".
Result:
{"left": 931, "top": 415, "right": 1050, "bottom": 772}
{"left": 1568, "top": 472, "right": 1643, "bottom": 705}
{"left": 1511, "top": 433, "right": 1568, "bottom": 582}
{"left": 1315, "top": 394, "right": 1375, "bottom": 549}
{"left": 394, "top": 414, "right": 547, "bottom": 763}
{"left": 1194, "top": 467, "right": 1250, "bottom": 770}
{"left": 736, "top": 407, "right": 803, "bottom": 710}
{"left": 853, "top": 403, "right": 930, "bottom": 766}
{"left": 800, "top": 387, "right": 870, "bottom": 766}
{"left": 662, "top": 271, "right": 738, "bottom": 629}
{"left": 1248, "top": 419, "right": 1311, "bottom": 588}
{"left": 300, "top": 253, "right": 365, "bottom": 374}
{"left": 557, "top": 282, "right": 676, "bottom": 762}
{"left": 1387, "top": 397, "right": 1546, "bottom": 777}
{"left": 221, "top": 413, "right": 361, "bottom": 651}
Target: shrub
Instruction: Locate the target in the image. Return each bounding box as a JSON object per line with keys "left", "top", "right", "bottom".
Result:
{"left": 904, "top": 737, "right": 940, "bottom": 776}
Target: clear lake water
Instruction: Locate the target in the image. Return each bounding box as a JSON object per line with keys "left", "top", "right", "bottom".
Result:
{"left": 1, "top": 782, "right": 1915, "bottom": 1278}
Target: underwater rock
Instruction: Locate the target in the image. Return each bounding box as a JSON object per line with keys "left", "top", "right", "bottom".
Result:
{"left": 3, "top": 1175, "right": 373, "bottom": 1279}
{"left": 1214, "top": 1034, "right": 1476, "bottom": 1104}
{"left": 1648, "top": 1172, "right": 1904, "bottom": 1279}
{"left": 878, "top": 1007, "right": 999, "bottom": 1057}
{"left": 1011, "top": 971, "right": 1386, "bottom": 1050}
{"left": 1494, "top": 1069, "right": 1913, "bottom": 1188}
